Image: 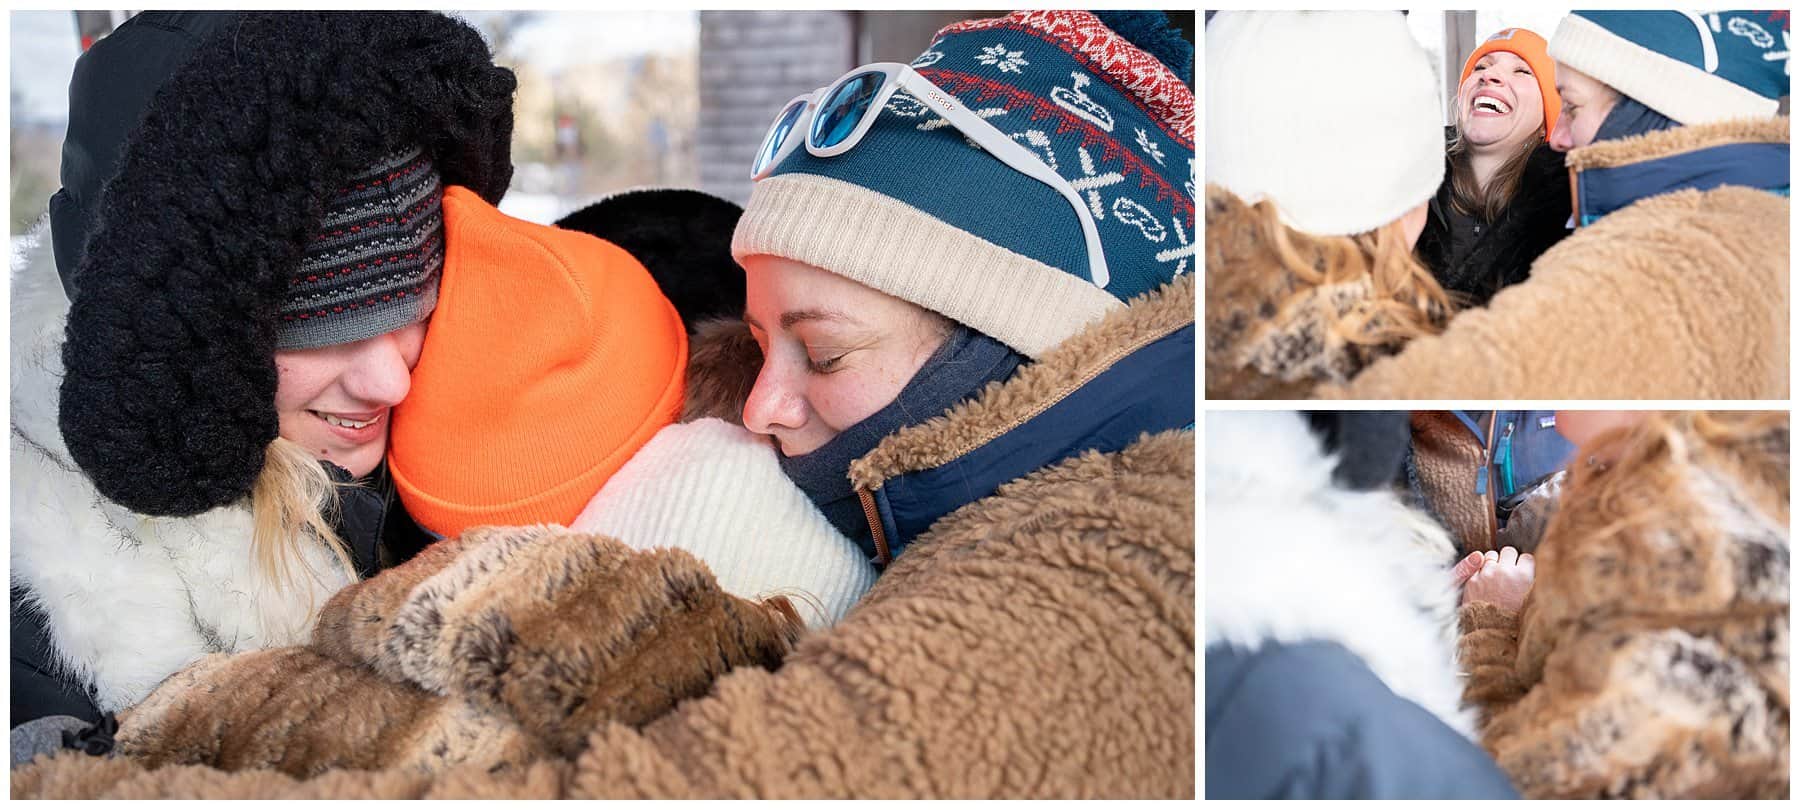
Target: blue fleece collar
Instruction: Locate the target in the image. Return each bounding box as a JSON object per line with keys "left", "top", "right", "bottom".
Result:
{"left": 866, "top": 322, "right": 1195, "bottom": 565}
{"left": 1575, "top": 138, "right": 1789, "bottom": 227}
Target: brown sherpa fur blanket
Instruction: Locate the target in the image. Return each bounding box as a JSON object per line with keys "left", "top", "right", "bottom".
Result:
{"left": 100, "top": 525, "right": 801, "bottom": 777}
{"left": 1323, "top": 118, "right": 1789, "bottom": 399}
{"left": 12, "top": 280, "right": 1196, "bottom": 799}
{"left": 1458, "top": 412, "right": 1789, "bottom": 798}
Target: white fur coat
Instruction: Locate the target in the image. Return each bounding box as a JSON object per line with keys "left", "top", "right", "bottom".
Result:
{"left": 1204, "top": 410, "right": 1475, "bottom": 737}
{"left": 10, "top": 220, "right": 351, "bottom": 713}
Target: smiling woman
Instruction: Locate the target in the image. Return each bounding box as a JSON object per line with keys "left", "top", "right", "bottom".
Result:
{"left": 10, "top": 11, "right": 514, "bottom": 730}
{"left": 1415, "top": 27, "right": 1573, "bottom": 307}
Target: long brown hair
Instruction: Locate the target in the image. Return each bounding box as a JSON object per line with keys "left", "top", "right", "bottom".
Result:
{"left": 1445, "top": 125, "right": 1545, "bottom": 222}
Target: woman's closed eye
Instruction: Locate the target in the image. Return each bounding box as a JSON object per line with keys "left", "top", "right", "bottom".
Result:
{"left": 806, "top": 349, "right": 848, "bottom": 373}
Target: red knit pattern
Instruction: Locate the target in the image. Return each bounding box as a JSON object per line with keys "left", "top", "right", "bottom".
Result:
{"left": 313, "top": 192, "right": 442, "bottom": 242}
{"left": 923, "top": 69, "right": 1194, "bottom": 219}
{"left": 335, "top": 155, "right": 433, "bottom": 195}
{"left": 292, "top": 230, "right": 444, "bottom": 286}
{"left": 281, "top": 278, "right": 436, "bottom": 322}
{"left": 938, "top": 11, "right": 1193, "bottom": 145}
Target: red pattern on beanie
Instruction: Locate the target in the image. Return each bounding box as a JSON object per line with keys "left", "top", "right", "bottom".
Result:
{"left": 939, "top": 11, "right": 1193, "bottom": 145}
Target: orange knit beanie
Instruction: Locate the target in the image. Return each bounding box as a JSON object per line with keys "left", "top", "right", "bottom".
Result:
{"left": 388, "top": 185, "right": 687, "bottom": 538}
{"left": 1460, "top": 27, "right": 1562, "bottom": 139}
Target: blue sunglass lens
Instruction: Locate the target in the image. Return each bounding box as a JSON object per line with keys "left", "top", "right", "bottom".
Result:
{"left": 811, "top": 72, "right": 886, "bottom": 149}
{"left": 754, "top": 99, "right": 809, "bottom": 176}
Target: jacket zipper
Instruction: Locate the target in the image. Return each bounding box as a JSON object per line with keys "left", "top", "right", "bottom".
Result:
{"left": 1498, "top": 421, "right": 1517, "bottom": 497}
{"left": 857, "top": 488, "right": 891, "bottom": 566}
{"left": 1568, "top": 164, "right": 1582, "bottom": 228}
{"left": 1482, "top": 415, "right": 1498, "bottom": 549}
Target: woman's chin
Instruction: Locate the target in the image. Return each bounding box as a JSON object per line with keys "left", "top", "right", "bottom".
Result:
{"left": 1460, "top": 119, "right": 1531, "bottom": 151}
{"left": 304, "top": 439, "right": 386, "bottom": 479}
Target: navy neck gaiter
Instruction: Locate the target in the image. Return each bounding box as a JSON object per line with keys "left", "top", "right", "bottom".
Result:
{"left": 1592, "top": 95, "right": 1679, "bottom": 144}
{"left": 778, "top": 325, "right": 1025, "bottom": 551}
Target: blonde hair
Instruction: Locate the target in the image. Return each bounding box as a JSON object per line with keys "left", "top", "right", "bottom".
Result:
{"left": 251, "top": 438, "right": 358, "bottom": 596}
{"left": 1446, "top": 124, "right": 1546, "bottom": 222}
{"left": 1249, "top": 195, "right": 1453, "bottom": 345}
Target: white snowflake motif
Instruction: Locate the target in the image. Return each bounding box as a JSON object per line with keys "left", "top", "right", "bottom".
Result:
{"left": 975, "top": 43, "right": 1029, "bottom": 74}
{"left": 1134, "top": 128, "right": 1166, "bottom": 166}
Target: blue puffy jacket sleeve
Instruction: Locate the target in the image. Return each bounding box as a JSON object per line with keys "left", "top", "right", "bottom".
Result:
{"left": 1206, "top": 641, "right": 1519, "bottom": 799}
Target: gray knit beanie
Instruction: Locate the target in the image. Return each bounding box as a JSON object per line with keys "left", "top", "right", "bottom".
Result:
{"left": 278, "top": 147, "right": 445, "bottom": 350}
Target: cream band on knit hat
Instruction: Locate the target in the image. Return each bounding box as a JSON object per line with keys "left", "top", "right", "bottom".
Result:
{"left": 573, "top": 418, "right": 877, "bottom": 629}
{"left": 732, "top": 175, "right": 1118, "bottom": 359}
{"left": 1205, "top": 11, "right": 1446, "bottom": 237}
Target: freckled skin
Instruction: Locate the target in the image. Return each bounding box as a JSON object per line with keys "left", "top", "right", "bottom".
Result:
{"left": 740, "top": 256, "right": 948, "bottom": 457}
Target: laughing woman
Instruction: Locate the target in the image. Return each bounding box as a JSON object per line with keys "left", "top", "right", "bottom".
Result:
{"left": 1416, "top": 28, "right": 1571, "bottom": 307}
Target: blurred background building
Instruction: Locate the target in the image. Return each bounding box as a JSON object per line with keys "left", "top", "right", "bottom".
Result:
{"left": 11, "top": 10, "right": 1194, "bottom": 248}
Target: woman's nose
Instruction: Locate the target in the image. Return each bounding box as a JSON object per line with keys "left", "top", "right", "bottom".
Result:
{"left": 1548, "top": 117, "right": 1574, "bottom": 152}
{"left": 340, "top": 332, "right": 415, "bottom": 406}
{"left": 742, "top": 361, "right": 807, "bottom": 437}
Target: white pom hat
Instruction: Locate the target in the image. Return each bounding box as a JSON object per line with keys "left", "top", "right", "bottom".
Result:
{"left": 1206, "top": 11, "right": 1446, "bottom": 237}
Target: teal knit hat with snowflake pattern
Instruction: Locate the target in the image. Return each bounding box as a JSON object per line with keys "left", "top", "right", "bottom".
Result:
{"left": 731, "top": 10, "right": 1194, "bottom": 359}
{"left": 1550, "top": 10, "right": 1789, "bottom": 125}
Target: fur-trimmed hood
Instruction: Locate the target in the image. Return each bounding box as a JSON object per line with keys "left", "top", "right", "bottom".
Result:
{"left": 59, "top": 12, "right": 515, "bottom": 519}
{"left": 11, "top": 221, "right": 352, "bottom": 713}
{"left": 1205, "top": 411, "right": 1474, "bottom": 737}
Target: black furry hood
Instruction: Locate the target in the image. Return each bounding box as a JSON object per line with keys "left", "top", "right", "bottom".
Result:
{"left": 554, "top": 189, "right": 745, "bottom": 332}
{"left": 59, "top": 12, "right": 516, "bottom": 517}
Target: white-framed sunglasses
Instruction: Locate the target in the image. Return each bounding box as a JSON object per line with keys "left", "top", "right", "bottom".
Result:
{"left": 750, "top": 62, "right": 1110, "bottom": 290}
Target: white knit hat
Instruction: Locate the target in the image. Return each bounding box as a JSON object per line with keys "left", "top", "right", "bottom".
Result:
{"left": 1205, "top": 11, "right": 1446, "bottom": 237}
{"left": 572, "top": 418, "right": 877, "bottom": 630}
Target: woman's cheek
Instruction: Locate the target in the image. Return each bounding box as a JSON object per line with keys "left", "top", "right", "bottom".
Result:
{"left": 817, "top": 368, "right": 897, "bottom": 428}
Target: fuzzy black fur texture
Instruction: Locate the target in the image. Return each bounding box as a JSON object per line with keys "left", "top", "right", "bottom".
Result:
{"left": 59, "top": 12, "right": 516, "bottom": 517}
{"left": 555, "top": 189, "right": 745, "bottom": 333}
